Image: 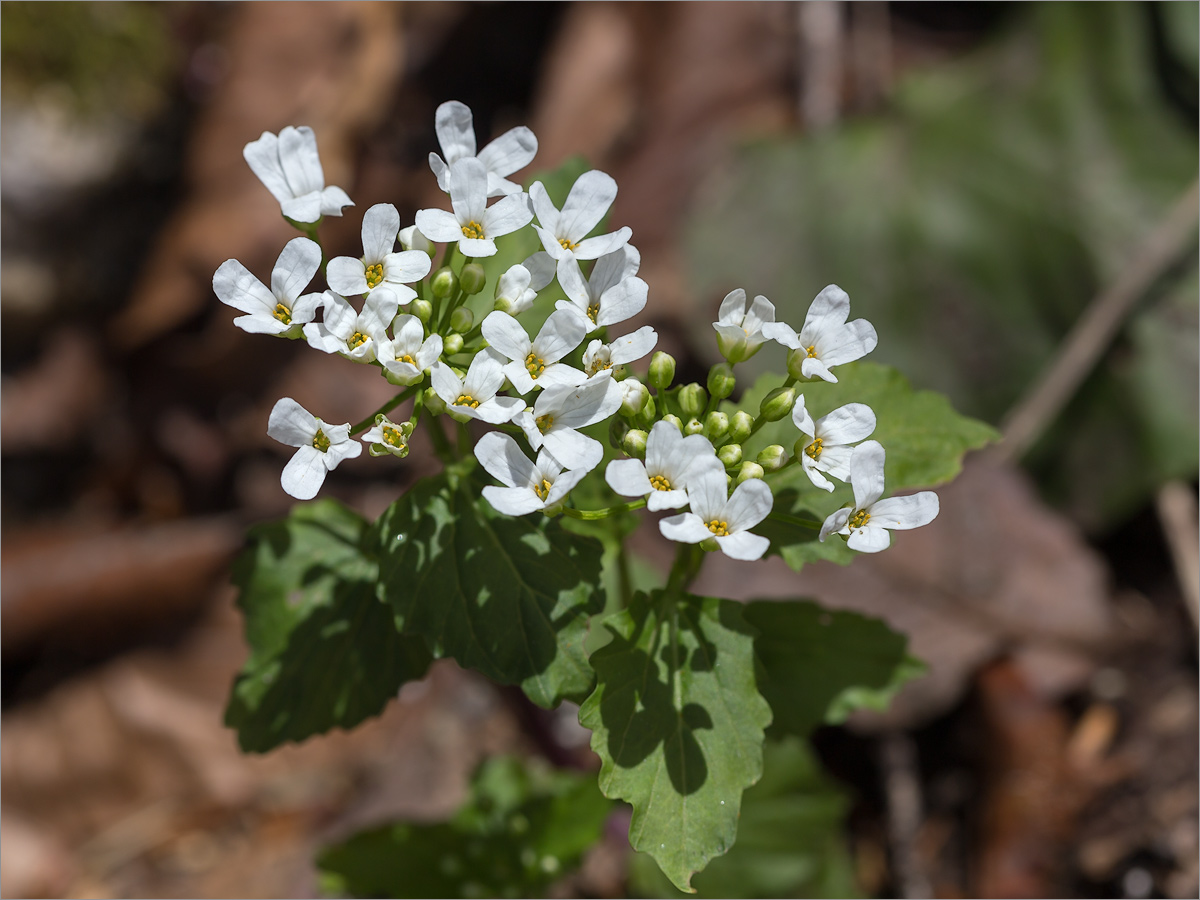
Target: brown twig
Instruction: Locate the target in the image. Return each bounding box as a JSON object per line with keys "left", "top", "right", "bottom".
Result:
{"left": 1155, "top": 480, "right": 1200, "bottom": 632}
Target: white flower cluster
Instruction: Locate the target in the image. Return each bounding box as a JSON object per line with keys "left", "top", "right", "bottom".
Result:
{"left": 214, "top": 100, "right": 937, "bottom": 555}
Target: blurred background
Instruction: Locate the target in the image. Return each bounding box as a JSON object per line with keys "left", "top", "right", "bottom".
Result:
{"left": 1, "top": 2, "right": 1196, "bottom": 897}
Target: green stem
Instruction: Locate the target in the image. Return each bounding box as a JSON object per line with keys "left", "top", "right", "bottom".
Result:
{"left": 349, "top": 386, "right": 418, "bottom": 436}
{"left": 424, "top": 406, "right": 455, "bottom": 462}
{"left": 766, "top": 510, "right": 821, "bottom": 530}
{"left": 560, "top": 498, "right": 647, "bottom": 520}
{"left": 665, "top": 542, "right": 703, "bottom": 595}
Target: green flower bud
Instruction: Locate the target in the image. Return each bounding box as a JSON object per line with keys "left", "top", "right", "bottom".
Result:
{"left": 707, "top": 362, "right": 736, "bottom": 401}
{"left": 493, "top": 297, "right": 513, "bottom": 314}
{"left": 648, "top": 351, "right": 676, "bottom": 390}
{"left": 734, "top": 461, "right": 765, "bottom": 486}
{"left": 757, "top": 444, "right": 787, "bottom": 472}
{"left": 411, "top": 298, "right": 433, "bottom": 324}
{"left": 431, "top": 267, "right": 458, "bottom": 298}
{"left": 459, "top": 263, "right": 486, "bottom": 295}
{"left": 728, "top": 410, "right": 754, "bottom": 444}
{"left": 683, "top": 417, "right": 704, "bottom": 436}
{"left": 718, "top": 443, "right": 743, "bottom": 468}
{"left": 423, "top": 386, "right": 446, "bottom": 416}
{"left": 449, "top": 306, "right": 474, "bottom": 333}
{"left": 632, "top": 394, "right": 657, "bottom": 430}
{"left": 622, "top": 429, "right": 648, "bottom": 459}
{"left": 758, "top": 386, "right": 797, "bottom": 422}
{"left": 678, "top": 383, "right": 707, "bottom": 418}
{"left": 700, "top": 537, "right": 720, "bottom": 553}
{"left": 443, "top": 333, "right": 464, "bottom": 356}
{"left": 661, "top": 413, "right": 684, "bottom": 432}
{"left": 786, "top": 348, "right": 809, "bottom": 381}
{"left": 541, "top": 503, "right": 564, "bottom": 517}
{"left": 619, "top": 378, "right": 650, "bottom": 417}
{"left": 703, "top": 411, "right": 729, "bottom": 442}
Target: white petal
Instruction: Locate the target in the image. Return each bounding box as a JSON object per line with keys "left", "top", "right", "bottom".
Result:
{"left": 522, "top": 251, "right": 556, "bottom": 291}
{"left": 869, "top": 492, "right": 940, "bottom": 530}
{"left": 819, "top": 507, "right": 853, "bottom": 542}
{"left": 792, "top": 393, "right": 816, "bottom": 438}
{"left": 418, "top": 333, "right": 444, "bottom": 368}
{"left": 761, "top": 321, "right": 801, "bottom": 349}
{"left": 483, "top": 485, "right": 543, "bottom": 516}
{"left": 535, "top": 225, "right": 569, "bottom": 260}
{"left": 482, "top": 192, "right": 534, "bottom": 239}
{"left": 463, "top": 349, "right": 507, "bottom": 399}
{"left": 557, "top": 254, "right": 592, "bottom": 306}
{"left": 819, "top": 318, "right": 879, "bottom": 367}
{"left": 514, "top": 411, "right": 543, "bottom": 451}
{"left": 799, "top": 284, "right": 850, "bottom": 344}
{"left": 280, "top": 192, "right": 323, "bottom": 223}
{"left": 435, "top": 100, "right": 476, "bottom": 162}
{"left": 234, "top": 313, "right": 290, "bottom": 335}
{"left": 534, "top": 309, "right": 586, "bottom": 363}
{"left": 816, "top": 403, "right": 876, "bottom": 444}
{"left": 292, "top": 291, "right": 324, "bottom": 324}
{"left": 849, "top": 440, "right": 887, "bottom": 509}
{"left": 278, "top": 125, "right": 325, "bottom": 197}
{"left": 475, "top": 431, "right": 536, "bottom": 489}
{"left": 361, "top": 288, "right": 399, "bottom": 336}
{"left": 326, "top": 257, "right": 369, "bottom": 296}
{"left": 659, "top": 513, "right": 713, "bottom": 545}
{"left": 802, "top": 462, "right": 836, "bottom": 492}
{"left": 281, "top": 445, "right": 328, "bottom": 500}
{"left": 502, "top": 361, "right": 537, "bottom": 395}
{"left": 481, "top": 311, "right": 531, "bottom": 362}
{"left": 271, "top": 237, "right": 322, "bottom": 303}
{"left": 742, "top": 294, "right": 776, "bottom": 334}
{"left": 361, "top": 203, "right": 400, "bottom": 262}
{"left": 383, "top": 250, "right": 431, "bottom": 285}
{"left": 536, "top": 362, "right": 588, "bottom": 389}
{"left": 685, "top": 463, "right": 730, "bottom": 523}
{"left": 646, "top": 489, "right": 690, "bottom": 512}
{"left": 813, "top": 445, "right": 853, "bottom": 484}
{"left": 449, "top": 157, "right": 487, "bottom": 225}
{"left": 847, "top": 524, "right": 892, "bottom": 553}
{"left": 722, "top": 478, "right": 773, "bottom": 532}
{"left": 528, "top": 182, "right": 560, "bottom": 233}
{"left": 552, "top": 376, "right": 622, "bottom": 429}
{"left": 607, "top": 325, "right": 657, "bottom": 365}
{"left": 392, "top": 314, "right": 426, "bottom": 354}
{"left": 496, "top": 264, "right": 532, "bottom": 303}
{"left": 431, "top": 361, "right": 465, "bottom": 404}
{"left": 591, "top": 244, "right": 640, "bottom": 294}
{"left": 572, "top": 229, "right": 632, "bottom": 261}
{"left": 303, "top": 323, "right": 346, "bottom": 354}
{"left": 644, "top": 420, "right": 683, "bottom": 476}
{"left": 429, "top": 153, "right": 450, "bottom": 192}
{"left": 242, "top": 131, "right": 290, "bottom": 202}
{"left": 267, "top": 398, "right": 316, "bottom": 447}
{"left": 213, "top": 260, "right": 275, "bottom": 314}
{"left": 544, "top": 467, "right": 589, "bottom": 505}
{"left": 318, "top": 185, "right": 353, "bottom": 217}
{"left": 596, "top": 277, "right": 648, "bottom": 327}
{"left": 320, "top": 292, "right": 358, "bottom": 340}
{"left": 477, "top": 126, "right": 537, "bottom": 178}
{"left": 539, "top": 428, "right": 602, "bottom": 471}
{"left": 458, "top": 237, "right": 498, "bottom": 258}
{"left": 414, "top": 207, "right": 465, "bottom": 244}
{"left": 472, "top": 395, "right": 524, "bottom": 425}
{"left": 559, "top": 170, "right": 617, "bottom": 242}
{"left": 715, "top": 531, "right": 769, "bottom": 562}
{"left": 605, "top": 458, "right": 652, "bottom": 498}
{"left": 717, "top": 288, "right": 747, "bottom": 325}
{"left": 801, "top": 356, "right": 837, "bottom": 383}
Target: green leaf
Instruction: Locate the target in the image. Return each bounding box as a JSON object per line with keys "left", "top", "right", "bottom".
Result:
{"left": 579, "top": 590, "right": 773, "bottom": 893}
{"left": 743, "top": 600, "right": 924, "bottom": 738}
{"left": 225, "top": 500, "right": 432, "bottom": 753}
{"left": 317, "top": 755, "right": 612, "bottom": 898}
{"left": 629, "top": 737, "right": 858, "bottom": 898}
{"left": 373, "top": 468, "right": 605, "bottom": 708}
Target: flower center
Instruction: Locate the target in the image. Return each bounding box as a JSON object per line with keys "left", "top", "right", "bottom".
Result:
{"left": 848, "top": 509, "right": 871, "bottom": 529}
{"left": 348, "top": 331, "right": 369, "bottom": 350}
{"left": 312, "top": 429, "right": 331, "bottom": 452}
{"left": 806, "top": 344, "right": 818, "bottom": 358}
{"left": 533, "top": 478, "right": 553, "bottom": 501}
{"left": 454, "top": 393, "right": 481, "bottom": 408}
{"left": 272, "top": 303, "right": 292, "bottom": 325}
{"left": 558, "top": 237, "right": 578, "bottom": 252}
{"left": 397, "top": 353, "right": 417, "bottom": 366}
{"left": 461, "top": 220, "right": 485, "bottom": 240}
{"left": 649, "top": 475, "right": 672, "bottom": 492}
{"left": 805, "top": 438, "right": 824, "bottom": 461}
{"left": 535, "top": 414, "right": 554, "bottom": 434}
{"left": 586, "top": 351, "right": 612, "bottom": 377}
{"left": 586, "top": 303, "right": 600, "bottom": 324}
{"left": 382, "top": 425, "right": 406, "bottom": 447}
{"left": 525, "top": 352, "right": 546, "bottom": 377}
{"left": 365, "top": 263, "right": 385, "bottom": 289}
{"left": 706, "top": 519, "right": 730, "bottom": 536}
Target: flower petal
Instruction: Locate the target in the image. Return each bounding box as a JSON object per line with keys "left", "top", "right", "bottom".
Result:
{"left": 816, "top": 403, "right": 876, "bottom": 444}
{"left": 281, "top": 445, "right": 328, "bottom": 500}
{"left": 522, "top": 251, "right": 556, "bottom": 291}
{"left": 449, "top": 157, "right": 487, "bottom": 225}
{"left": 242, "top": 131, "right": 289, "bottom": 203}
{"left": 819, "top": 318, "right": 879, "bottom": 367}
{"left": 798, "top": 284, "right": 850, "bottom": 344}
{"left": 483, "top": 485, "right": 543, "bottom": 516}
{"left": 869, "top": 492, "right": 940, "bottom": 530}
{"left": 544, "top": 467, "right": 589, "bottom": 505}
{"left": 597, "top": 276, "right": 648, "bottom": 327}
{"left": 591, "top": 244, "right": 640, "bottom": 294}
{"left": 606, "top": 325, "right": 658, "bottom": 365}
{"left": 430, "top": 361, "right": 465, "bottom": 404}
{"left": 361, "top": 203, "right": 400, "bottom": 262}
{"left": 458, "top": 237, "right": 498, "bottom": 258}
{"left": 528, "top": 182, "right": 560, "bottom": 234}
{"left": 270, "top": 237, "right": 322, "bottom": 303}
{"left": 435, "top": 100, "right": 476, "bottom": 162}
{"left": 326, "top": 257, "right": 369, "bottom": 296}
{"left": 715, "top": 531, "right": 769, "bottom": 561}
{"left": 213, "top": 260, "right": 275, "bottom": 314}
{"left": 318, "top": 186, "right": 353, "bottom": 217}
{"left": 534, "top": 309, "right": 587, "bottom": 363}
{"left": 476, "top": 431, "right": 537, "bottom": 489}
{"left": 477, "top": 126, "right": 537, "bottom": 177}
{"left": 278, "top": 125, "right": 325, "bottom": 197}
{"left": 819, "top": 507, "right": 853, "bottom": 542}
{"left": 541, "top": 427, "right": 602, "bottom": 471}
{"left": 482, "top": 192, "right": 534, "bottom": 239}
{"left": 414, "top": 207, "right": 465, "bottom": 244}
{"left": 481, "top": 311, "right": 531, "bottom": 362}
{"left": 792, "top": 393, "right": 816, "bottom": 438}
{"left": 685, "top": 462, "right": 730, "bottom": 524}
{"left": 267, "top": 397, "right": 316, "bottom": 447}
{"left": 559, "top": 170, "right": 617, "bottom": 242}
{"left": 472, "top": 395, "right": 524, "bottom": 425}
{"left": 233, "top": 314, "right": 290, "bottom": 335}
{"left": 717, "top": 288, "right": 747, "bottom": 325}
{"left": 849, "top": 440, "right": 887, "bottom": 509}
{"left": 761, "top": 321, "right": 801, "bottom": 349}
{"left": 605, "top": 458, "right": 652, "bottom": 498}
{"left": 383, "top": 250, "right": 432, "bottom": 285}
{"left": 659, "top": 513, "right": 713, "bottom": 545}
{"left": 572, "top": 229, "right": 633, "bottom": 261}
{"left": 847, "top": 524, "right": 892, "bottom": 553}
{"left": 723, "top": 478, "right": 774, "bottom": 532}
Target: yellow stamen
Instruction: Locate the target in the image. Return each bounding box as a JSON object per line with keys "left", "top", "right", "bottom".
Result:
{"left": 461, "top": 221, "right": 485, "bottom": 240}
{"left": 559, "top": 237, "right": 578, "bottom": 252}
{"left": 586, "top": 303, "right": 600, "bottom": 324}
{"left": 525, "top": 352, "right": 546, "bottom": 377}
{"left": 649, "top": 475, "right": 672, "bottom": 492}
{"left": 365, "top": 263, "right": 385, "bottom": 289}
{"left": 806, "top": 344, "right": 818, "bottom": 358}
{"left": 348, "top": 331, "right": 369, "bottom": 350}
{"left": 454, "top": 394, "right": 480, "bottom": 409}
{"left": 312, "top": 429, "right": 331, "bottom": 452}
{"left": 533, "top": 478, "right": 553, "bottom": 501}
{"left": 848, "top": 509, "right": 871, "bottom": 529}
{"left": 535, "top": 414, "right": 554, "bottom": 434}
{"left": 382, "top": 425, "right": 406, "bottom": 447}
{"left": 805, "top": 438, "right": 824, "bottom": 461}
{"left": 397, "top": 353, "right": 417, "bottom": 366}
{"left": 706, "top": 519, "right": 730, "bottom": 536}
{"left": 272, "top": 303, "right": 292, "bottom": 325}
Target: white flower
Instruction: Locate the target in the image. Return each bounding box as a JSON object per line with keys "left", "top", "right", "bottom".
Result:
{"left": 762, "top": 285, "right": 878, "bottom": 383}
{"left": 379, "top": 314, "right": 442, "bottom": 385}
{"left": 430, "top": 350, "right": 524, "bottom": 424}
{"left": 428, "top": 100, "right": 538, "bottom": 198}
{"left": 606, "top": 420, "right": 721, "bottom": 511}
{"left": 303, "top": 288, "right": 398, "bottom": 363}
{"left": 554, "top": 245, "right": 647, "bottom": 332}
{"left": 818, "top": 440, "right": 939, "bottom": 552}
{"left": 494, "top": 254, "right": 555, "bottom": 315}
{"left": 362, "top": 413, "right": 413, "bottom": 458}
{"left": 582, "top": 326, "right": 658, "bottom": 377}
{"left": 513, "top": 375, "right": 622, "bottom": 471}
{"left": 414, "top": 158, "right": 533, "bottom": 258}
{"left": 712, "top": 289, "right": 776, "bottom": 363}
{"left": 213, "top": 237, "right": 323, "bottom": 337}
{"left": 398, "top": 224, "right": 434, "bottom": 255}
{"left": 481, "top": 309, "right": 587, "bottom": 394}
{"left": 660, "top": 463, "right": 773, "bottom": 561}
{"left": 476, "top": 432, "right": 589, "bottom": 516}
{"left": 243, "top": 126, "right": 352, "bottom": 223}
{"left": 267, "top": 398, "right": 361, "bottom": 500}
{"left": 326, "top": 203, "right": 431, "bottom": 300}
{"left": 792, "top": 395, "right": 877, "bottom": 492}
{"left": 530, "top": 170, "right": 632, "bottom": 281}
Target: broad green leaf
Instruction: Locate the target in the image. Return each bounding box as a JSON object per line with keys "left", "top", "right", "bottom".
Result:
{"left": 579, "top": 590, "right": 773, "bottom": 893}
{"left": 225, "top": 500, "right": 432, "bottom": 753}
{"left": 317, "top": 755, "right": 612, "bottom": 898}
{"left": 629, "top": 737, "right": 858, "bottom": 899}
{"left": 373, "top": 467, "right": 605, "bottom": 708}
{"left": 743, "top": 600, "right": 923, "bottom": 738}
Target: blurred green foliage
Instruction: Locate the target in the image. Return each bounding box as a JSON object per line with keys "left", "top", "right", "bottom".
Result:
{"left": 686, "top": 3, "right": 1198, "bottom": 530}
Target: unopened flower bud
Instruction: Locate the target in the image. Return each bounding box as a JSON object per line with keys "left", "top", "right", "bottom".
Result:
{"left": 718, "top": 443, "right": 743, "bottom": 468}
{"left": 683, "top": 417, "right": 704, "bottom": 436}
{"left": 423, "top": 386, "right": 446, "bottom": 415}
{"left": 757, "top": 444, "right": 787, "bottom": 472}
{"left": 759, "top": 386, "right": 796, "bottom": 422}
{"left": 700, "top": 537, "right": 720, "bottom": 553}
{"left": 619, "top": 378, "right": 649, "bottom": 417}
{"left": 648, "top": 351, "right": 676, "bottom": 390}
{"left": 661, "top": 413, "right": 684, "bottom": 432}
{"left": 541, "top": 503, "right": 564, "bottom": 517}
{"left": 728, "top": 410, "right": 754, "bottom": 443}
{"left": 449, "top": 306, "right": 474, "bottom": 333}
{"left": 459, "top": 263, "right": 486, "bottom": 295}
{"left": 703, "top": 411, "right": 729, "bottom": 442}
{"left": 786, "top": 348, "right": 815, "bottom": 382}
{"left": 678, "top": 383, "right": 707, "bottom": 418}
{"left": 411, "top": 298, "right": 433, "bottom": 324}
{"left": 399, "top": 225, "right": 435, "bottom": 257}
{"left": 431, "top": 267, "right": 458, "bottom": 298}
{"left": 734, "top": 461, "right": 765, "bottom": 486}
{"left": 622, "top": 429, "right": 648, "bottom": 459}
{"left": 707, "top": 363, "right": 736, "bottom": 401}
{"left": 442, "top": 333, "right": 464, "bottom": 356}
